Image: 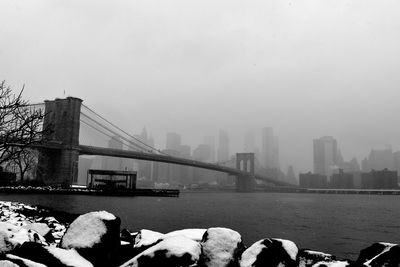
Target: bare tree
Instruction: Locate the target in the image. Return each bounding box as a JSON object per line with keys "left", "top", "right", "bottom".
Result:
{"left": 0, "top": 81, "right": 45, "bottom": 166}
{"left": 5, "top": 149, "right": 38, "bottom": 182}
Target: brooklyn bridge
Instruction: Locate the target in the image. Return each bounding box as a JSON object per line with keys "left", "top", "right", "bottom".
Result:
{"left": 23, "top": 97, "right": 289, "bottom": 192}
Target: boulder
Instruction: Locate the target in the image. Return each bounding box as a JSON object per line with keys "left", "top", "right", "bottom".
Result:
{"left": 297, "top": 249, "right": 336, "bottom": 267}
{"left": 11, "top": 242, "right": 93, "bottom": 267}
{"left": 357, "top": 242, "right": 400, "bottom": 267}
{"left": 121, "top": 235, "right": 201, "bottom": 267}
{"left": 198, "top": 227, "right": 245, "bottom": 267}
{"left": 164, "top": 229, "right": 206, "bottom": 242}
{"left": 0, "top": 222, "right": 47, "bottom": 248}
{"left": 60, "top": 211, "right": 120, "bottom": 267}
{"left": 239, "top": 238, "right": 298, "bottom": 267}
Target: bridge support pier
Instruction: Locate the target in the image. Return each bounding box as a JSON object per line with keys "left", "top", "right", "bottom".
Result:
{"left": 235, "top": 153, "right": 255, "bottom": 192}
{"left": 36, "top": 97, "right": 82, "bottom": 187}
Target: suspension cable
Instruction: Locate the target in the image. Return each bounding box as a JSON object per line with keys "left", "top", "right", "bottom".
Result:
{"left": 81, "top": 104, "right": 167, "bottom": 154}
{"left": 80, "top": 119, "right": 143, "bottom": 152}
{"left": 80, "top": 112, "right": 150, "bottom": 152}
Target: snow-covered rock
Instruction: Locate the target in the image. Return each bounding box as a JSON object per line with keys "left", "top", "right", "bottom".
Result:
{"left": 23, "top": 223, "right": 51, "bottom": 238}
{"left": 0, "top": 222, "right": 47, "bottom": 248}
{"left": 0, "top": 260, "right": 19, "bottom": 267}
{"left": 133, "top": 229, "right": 164, "bottom": 249}
{"left": 239, "top": 238, "right": 298, "bottom": 267}
{"left": 121, "top": 235, "right": 201, "bottom": 267}
{"left": 357, "top": 242, "right": 400, "bottom": 266}
{"left": 5, "top": 254, "right": 47, "bottom": 267}
{"left": 297, "top": 249, "right": 336, "bottom": 267}
{"left": 60, "top": 211, "right": 120, "bottom": 267}
{"left": 198, "top": 227, "right": 245, "bottom": 267}
{"left": 11, "top": 242, "right": 93, "bottom": 267}
{"left": 164, "top": 228, "right": 206, "bottom": 242}
{"left": 312, "top": 260, "right": 353, "bottom": 267}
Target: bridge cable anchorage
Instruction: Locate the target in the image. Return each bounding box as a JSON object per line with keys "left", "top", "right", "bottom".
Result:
{"left": 81, "top": 104, "right": 170, "bottom": 156}
{"left": 80, "top": 118, "right": 147, "bottom": 152}
{"left": 80, "top": 113, "right": 152, "bottom": 152}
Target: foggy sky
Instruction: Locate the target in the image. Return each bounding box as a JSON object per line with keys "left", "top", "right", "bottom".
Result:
{"left": 1, "top": 0, "right": 400, "bottom": 174}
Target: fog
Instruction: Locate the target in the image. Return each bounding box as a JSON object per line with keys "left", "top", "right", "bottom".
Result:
{"left": 1, "top": 0, "right": 400, "bottom": 174}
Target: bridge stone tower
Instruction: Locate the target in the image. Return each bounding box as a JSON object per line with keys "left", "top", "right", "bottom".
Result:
{"left": 236, "top": 153, "right": 255, "bottom": 192}
{"left": 36, "top": 97, "right": 82, "bottom": 187}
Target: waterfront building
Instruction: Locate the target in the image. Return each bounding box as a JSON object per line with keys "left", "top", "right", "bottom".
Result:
{"left": 330, "top": 170, "right": 354, "bottom": 189}
{"left": 299, "top": 172, "right": 328, "bottom": 188}
{"left": 313, "top": 136, "right": 338, "bottom": 177}
{"left": 217, "top": 130, "right": 229, "bottom": 162}
{"left": 261, "top": 127, "right": 274, "bottom": 169}
{"left": 361, "top": 169, "right": 398, "bottom": 189}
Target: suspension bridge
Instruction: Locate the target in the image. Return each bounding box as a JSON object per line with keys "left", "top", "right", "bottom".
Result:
{"left": 24, "top": 97, "right": 289, "bottom": 192}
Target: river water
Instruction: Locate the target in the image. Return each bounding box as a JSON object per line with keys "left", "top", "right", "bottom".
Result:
{"left": 0, "top": 192, "right": 399, "bottom": 259}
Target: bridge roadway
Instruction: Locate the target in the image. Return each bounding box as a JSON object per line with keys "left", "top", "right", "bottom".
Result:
{"left": 78, "top": 145, "right": 289, "bottom": 186}
{"left": 23, "top": 142, "right": 289, "bottom": 186}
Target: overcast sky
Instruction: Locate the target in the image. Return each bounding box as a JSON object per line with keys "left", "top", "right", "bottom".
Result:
{"left": 1, "top": 0, "right": 400, "bottom": 174}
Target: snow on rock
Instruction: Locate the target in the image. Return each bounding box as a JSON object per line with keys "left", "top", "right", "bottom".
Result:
{"left": 297, "top": 249, "right": 336, "bottom": 267}
{"left": 356, "top": 242, "right": 397, "bottom": 264}
{"left": 23, "top": 223, "right": 51, "bottom": 238}
{"left": 121, "top": 235, "right": 201, "bottom": 267}
{"left": 198, "top": 227, "right": 245, "bottom": 267}
{"left": 0, "top": 260, "right": 19, "bottom": 267}
{"left": 239, "top": 238, "right": 298, "bottom": 267}
{"left": 356, "top": 242, "right": 400, "bottom": 267}
{"left": 60, "top": 210, "right": 120, "bottom": 267}
{"left": 10, "top": 241, "right": 93, "bottom": 267}
{"left": 5, "top": 254, "right": 47, "bottom": 267}
{"left": 0, "top": 201, "right": 69, "bottom": 245}
{"left": 0, "top": 222, "right": 47, "bottom": 248}
{"left": 0, "top": 230, "right": 18, "bottom": 254}
{"left": 312, "top": 260, "right": 353, "bottom": 267}
{"left": 133, "top": 229, "right": 164, "bottom": 249}
{"left": 164, "top": 228, "right": 206, "bottom": 242}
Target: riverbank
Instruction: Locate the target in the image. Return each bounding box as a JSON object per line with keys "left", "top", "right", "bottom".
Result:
{"left": 0, "top": 186, "right": 179, "bottom": 197}
{"left": 0, "top": 200, "right": 398, "bottom": 266}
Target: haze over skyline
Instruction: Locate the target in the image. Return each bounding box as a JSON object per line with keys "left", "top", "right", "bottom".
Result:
{"left": 1, "top": 0, "right": 400, "bottom": 173}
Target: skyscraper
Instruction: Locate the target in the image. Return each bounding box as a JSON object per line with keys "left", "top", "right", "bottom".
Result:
{"left": 204, "top": 136, "right": 215, "bottom": 162}
{"left": 217, "top": 130, "right": 229, "bottom": 162}
{"left": 166, "top": 132, "right": 181, "bottom": 151}
{"left": 262, "top": 127, "right": 279, "bottom": 169}
{"left": 244, "top": 131, "right": 256, "bottom": 153}
{"left": 313, "top": 136, "right": 338, "bottom": 177}
{"left": 102, "top": 135, "right": 123, "bottom": 170}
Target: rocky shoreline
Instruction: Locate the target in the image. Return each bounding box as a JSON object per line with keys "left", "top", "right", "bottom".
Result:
{"left": 0, "top": 201, "right": 397, "bottom": 267}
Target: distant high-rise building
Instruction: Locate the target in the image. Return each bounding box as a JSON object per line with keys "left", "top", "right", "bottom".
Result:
{"left": 285, "top": 165, "right": 297, "bottom": 185}
{"left": 261, "top": 127, "right": 273, "bottom": 168}
{"left": 368, "top": 148, "right": 395, "bottom": 171}
{"left": 313, "top": 136, "right": 338, "bottom": 177}
{"left": 204, "top": 136, "right": 215, "bottom": 162}
{"left": 166, "top": 132, "right": 181, "bottom": 151}
{"left": 102, "top": 135, "right": 123, "bottom": 170}
{"left": 261, "top": 127, "right": 279, "bottom": 169}
{"left": 217, "top": 130, "right": 229, "bottom": 162}
{"left": 272, "top": 136, "right": 279, "bottom": 169}
{"left": 244, "top": 132, "right": 256, "bottom": 153}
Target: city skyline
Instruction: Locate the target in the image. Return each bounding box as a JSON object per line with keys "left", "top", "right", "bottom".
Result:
{"left": 3, "top": 1, "right": 400, "bottom": 175}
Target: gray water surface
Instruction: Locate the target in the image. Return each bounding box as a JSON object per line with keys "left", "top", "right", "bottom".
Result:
{"left": 1, "top": 192, "right": 399, "bottom": 259}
